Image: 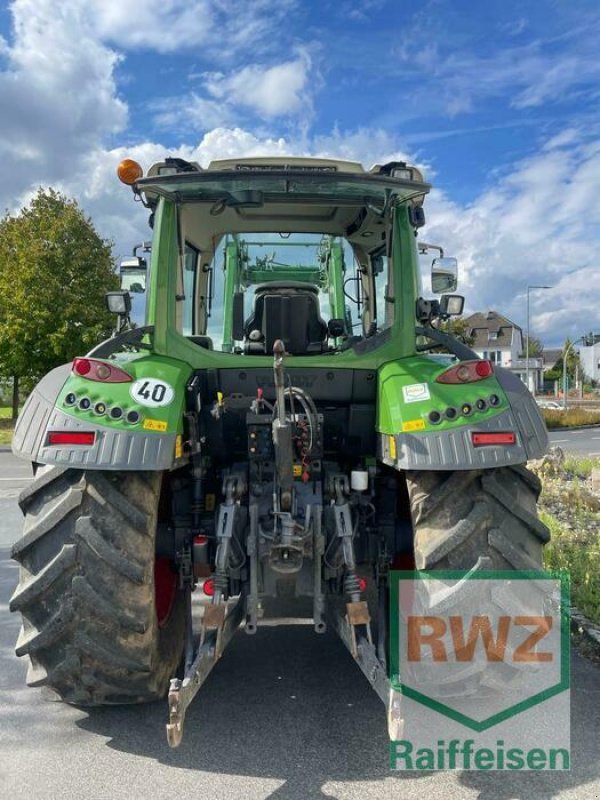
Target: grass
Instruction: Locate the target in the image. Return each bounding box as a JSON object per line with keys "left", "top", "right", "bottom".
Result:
{"left": 562, "top": 456, "right": 599, "bottom": 479}
{"left": 540, "top": 455, "right": 600, "bottom": 625}
{"left": 543, "top": 407, "right": 600, "bottom": 429}
{"left": 543, "top": 511, "right": 600, "bottom": 625}
{"left": 0, "top": 405, "right": 16, "bottom": 445}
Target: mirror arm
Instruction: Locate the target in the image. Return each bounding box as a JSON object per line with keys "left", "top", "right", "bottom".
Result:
{"left": 418, "top": 242, "right": 444, "bottom": 257}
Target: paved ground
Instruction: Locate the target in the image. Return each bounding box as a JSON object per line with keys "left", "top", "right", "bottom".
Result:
{"left": 548, "top": 425, "right": 600, "bottom": 457}
{"left": 0, "top": 451, "right": 599, "bottom": 799}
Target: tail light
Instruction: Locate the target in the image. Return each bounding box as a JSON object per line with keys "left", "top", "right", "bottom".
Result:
{"left": 472, "top": 432, "right": 516, "bottom": 447}
{"left": 72, "top": 358, "right": 133, "bottom": 382}
{"left": 436, "top": 360, "right": 493, "bottom": 384}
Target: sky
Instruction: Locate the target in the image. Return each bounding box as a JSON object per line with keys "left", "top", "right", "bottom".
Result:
{"left": 0, "top": 0, "right": 599, "bottom": 347}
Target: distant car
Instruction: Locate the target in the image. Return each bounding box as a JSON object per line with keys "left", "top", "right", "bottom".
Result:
{"left": 535, "top": 399, "right": 562, "bottom": 410}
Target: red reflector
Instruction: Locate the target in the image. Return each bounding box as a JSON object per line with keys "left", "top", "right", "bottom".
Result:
{"left": 48, "top": 432, "right": 96, "bottom": 446}
{"left": 203, "top": 578, "right": 215, "bottom": 597}
{"left": 72, "top": 357, "right": 132, "bottom": 383}
{"left": 194, "top": 535, "right": 208, "bottom": 545}
{"left": 472, "top": 432, "right": 516, "bottom": 446}
{"left": 358, "top": 577, "right": 368, "bottom": 593}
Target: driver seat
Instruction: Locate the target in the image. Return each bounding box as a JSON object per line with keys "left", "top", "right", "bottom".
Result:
{"left": 244, "top": 282, "right": 328, "bottom": 355}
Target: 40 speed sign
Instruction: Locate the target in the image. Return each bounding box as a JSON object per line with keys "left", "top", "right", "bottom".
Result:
{"left": 130, "top": 378, "right": 175, "bottom": 408}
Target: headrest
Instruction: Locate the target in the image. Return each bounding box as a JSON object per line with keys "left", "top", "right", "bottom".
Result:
{"left": 253, "top": 281, "right": 319, "bottom": 295}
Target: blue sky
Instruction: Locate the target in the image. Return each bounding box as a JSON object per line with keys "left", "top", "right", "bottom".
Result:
{"left": 0, "top": 0, "right": 599, "bottom": 346}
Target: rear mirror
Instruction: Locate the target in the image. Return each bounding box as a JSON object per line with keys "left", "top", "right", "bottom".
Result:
{"left": 120, "top": 256, "right": 147, "bottom": 294}
{"left": 431, "top": 257, "right": 458, "bottom": 293}
{"left": 232, "top": 292, "right": 245, "bottom": 340}
{"left": 440, "top": 294, "right": 464, "bottom": 317}
{"left": 106, "top": 290, "right": 132, "bottom": 314}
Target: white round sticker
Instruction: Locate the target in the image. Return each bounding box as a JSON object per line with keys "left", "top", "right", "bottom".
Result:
{"left": 130, "top": 378, "right": 175, "bottom": 408}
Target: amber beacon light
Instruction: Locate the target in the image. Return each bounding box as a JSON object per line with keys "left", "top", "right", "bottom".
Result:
{"left": 117, "top": 158, "right": 143, "bottom": 185}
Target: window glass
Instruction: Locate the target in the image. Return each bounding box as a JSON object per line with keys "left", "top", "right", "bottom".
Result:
{"left": 205, "top": 233, "right": 363, "bottom": 353}
{"left": 182, "top": 244, "right": 198, "bottom": 336}
{"left": 370, "top": 249, "right": 393, "bottom": 334}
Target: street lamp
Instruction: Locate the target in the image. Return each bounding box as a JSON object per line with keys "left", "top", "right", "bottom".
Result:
{"left": 526, "top": 285, "right": 552, "bottom": 394}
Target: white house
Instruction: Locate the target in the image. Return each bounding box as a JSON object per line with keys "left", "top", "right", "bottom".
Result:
{"left": 464, "top": 311, "right": 544, "bottom": 393}
{"left": 580, "top": 335, "right": 600, "bottom": 383}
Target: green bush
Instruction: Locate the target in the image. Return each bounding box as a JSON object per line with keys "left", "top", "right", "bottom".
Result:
{"left": 543, "top": 408, "right": 600, "bottom": 429}
{"left": 0, "top": 418, "right": 13, "bottom": 446}
{"left": 539, "top": 456, "right": 600, "bottom": 625}
{"left": 543, "top": 511, "right": 600, "bottom": 625}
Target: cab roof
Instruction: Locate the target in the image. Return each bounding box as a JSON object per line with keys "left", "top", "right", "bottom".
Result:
{"left": 136, "top": 156, "right": 430, "bottom": 208}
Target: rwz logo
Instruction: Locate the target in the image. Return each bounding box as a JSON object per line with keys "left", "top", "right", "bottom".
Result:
{"left": 407, "top": 614, "right": 553, "bottom": 663}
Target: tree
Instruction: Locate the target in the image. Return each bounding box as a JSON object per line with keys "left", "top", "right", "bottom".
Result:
{"left": 545, "top": 338, "right": 582, "bottom": 388}
{"left": 0, "top": 189, "right": 119, "bottom": 418}
{"left": 438, "top": 317, "right": 476, "bottom": 346}
{"left": 519, "top": 335, "right": 543, "bottom": 358}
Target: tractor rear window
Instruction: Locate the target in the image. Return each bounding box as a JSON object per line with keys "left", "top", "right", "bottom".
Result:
{"left": 201, "top": 232, "right": 376, "bottom": 355}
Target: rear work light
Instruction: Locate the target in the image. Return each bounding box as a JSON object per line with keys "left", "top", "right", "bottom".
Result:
{"left": 47, "top": 432, "right": 96, "bottom": 446}
{"left": 436, "top": 360, "right": 493, "bottom": 384}
{"left": 471, "top": 432, "right": 516, "bottom": 447}
{"left": 72, "top": 358, "right": 132, "bottom": 383}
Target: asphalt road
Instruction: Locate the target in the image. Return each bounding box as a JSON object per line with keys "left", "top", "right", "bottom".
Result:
{"left": 0, "top": 451, "right": 599, "bottom": 799}
{"left": 548, "top": 426, "right": 600, "bottom": 457}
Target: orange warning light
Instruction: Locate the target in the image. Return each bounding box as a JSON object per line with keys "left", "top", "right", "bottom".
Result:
{"left": 117, "top": 159, "right": 143, "bottom": 185}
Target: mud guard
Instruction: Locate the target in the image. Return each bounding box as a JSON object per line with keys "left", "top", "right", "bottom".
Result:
{"left": 12, "top": 362, "right": 181, "bottom": 471}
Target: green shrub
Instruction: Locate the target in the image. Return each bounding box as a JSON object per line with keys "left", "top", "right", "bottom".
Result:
{"left": 543, "top": 408, "right": 600, "bottom": 429}
{"left": 542, "top": 511, "right": 600, "bottom": 625}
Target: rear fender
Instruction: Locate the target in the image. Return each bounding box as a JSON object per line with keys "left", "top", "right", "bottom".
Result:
{"left": 12, "top": 355, "right": 192, "bottom": 470}
{"left": 377, "top": 358, "right": 549, "bottom": 471}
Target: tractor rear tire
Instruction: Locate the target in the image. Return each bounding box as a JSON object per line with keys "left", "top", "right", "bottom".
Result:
{"left": 405, "top": 465, "right": 550, "bottom": 572}
{"left": 402, "top": 465, "right": 550, "bottom": 699}
{"left": 10, "top": 466, "right": 186, "bottom": 705}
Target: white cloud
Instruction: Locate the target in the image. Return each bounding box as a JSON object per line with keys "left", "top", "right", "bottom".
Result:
{"left": 512, "top": 57, "right": 586, "bottom": 110}
{"left": 205, "top": 52, "right": 312, "bottom": 117}
{"left": 393, "top": 10, "right": 600, "bottom": 118}
{"left": 152, "top": 95, "right": 235, "bottom": 132}
{"left": 89, "top": 0, "right": 297, "bottom": 57}
{"left": 151, "top": 51, "right": 316, "bottom": 131}
{"left": 312, "top": 127, "right": 414, "bottom": 169}
{"left": 90, "top": 1, "right": 214, "bottom": 53}
{"left": 422, "top": 129, "right": 600, "bottom": 345}
{"left": 0, "top": 0, "right": 126, "bottom": 198}
{"left": 542, "top": 128, "right": 582, "bottom": 152}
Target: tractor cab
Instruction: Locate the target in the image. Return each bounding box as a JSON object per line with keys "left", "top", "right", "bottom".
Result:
{"left": 123, "top": 156, "right": 431, "bottom": 364}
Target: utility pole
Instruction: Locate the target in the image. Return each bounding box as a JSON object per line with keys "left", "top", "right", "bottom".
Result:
{"left": 526, "top": 285, "right": 552, "bottom": 394}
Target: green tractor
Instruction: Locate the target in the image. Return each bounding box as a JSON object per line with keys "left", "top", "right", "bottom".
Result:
{"left": 9, "top": 156, "right": 549, "bottom": 746}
